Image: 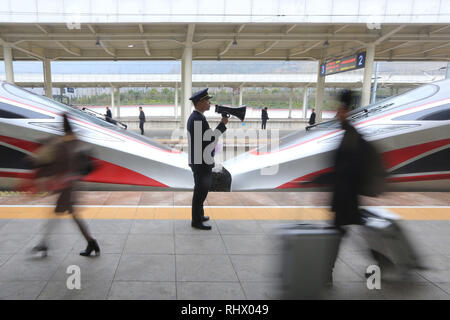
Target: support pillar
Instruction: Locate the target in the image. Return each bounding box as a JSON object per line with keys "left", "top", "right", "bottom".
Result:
{"left": 302, "top": 86, "right": 309, "bottom": 119}
{"left": 370, "top": 61, "right": 379, "bottom": 104}
{"left": 116, "top": 87, "right": 120, "bottom": 118}
{"left": 288, "top": 87, "right": 293, "bottom": 119}
{"left": 181, "top": 72, "right": 185, "bottom": 128}
{"left": 181, "top": 45, "right": 193, "bottom": 129}
{"left": 361, "top": 43, "right": 375, "bottom": 107}
{"left": 43, "top": 59, "right": 53, "bottom": 99}
{"left": 111, "top": 87, "right": 115, "bottom": 112}
{"left": 231, "top": 89, "right": 236, "bottom": 107}
{"left": 446, "top": 61, "right": 450, "bottom": 79}
{"left": 315, "top": 61, "right": 325, "bottom": 122}
{"left": 174, "top": 82, "right": 179, "bottom": 120}
{"left": 3, "top": 44, "right": 14, "bottom": 84}
{"left": 60, "top": 87, "right": 64, "bottom": 103}
{"left": 239, "top": 85, "right": 243, "bottom": 106}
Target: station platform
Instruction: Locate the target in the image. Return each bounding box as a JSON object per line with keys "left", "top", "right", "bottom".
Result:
{"left": 0, "top": 191, "right": 448, "bottom": 300}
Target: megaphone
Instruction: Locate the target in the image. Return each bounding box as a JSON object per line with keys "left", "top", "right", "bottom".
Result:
{"left": 215, "top": 105, "right": 246, "bottom": 122}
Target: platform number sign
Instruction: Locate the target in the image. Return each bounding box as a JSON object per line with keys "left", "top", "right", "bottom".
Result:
{"left": 320, "top": 51, "right": 367, "bottom": 76}
{"left": 320, "top": 64, "right": 326, "bottom": 76}
{"left": 357, "top": 52, "right": 366, "bottom": 69}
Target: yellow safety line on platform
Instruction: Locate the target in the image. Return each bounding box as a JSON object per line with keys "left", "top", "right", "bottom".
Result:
{"left": 0, "top": 207, "right": 449, "bottom": 220}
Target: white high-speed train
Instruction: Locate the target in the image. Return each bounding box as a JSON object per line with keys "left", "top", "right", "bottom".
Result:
{"left": 0, "top": 80, "right": 449, "bottom": 192}
{"left": 0, "top": 81, "right": 193, "bottom": 190}
{"left": 223, "top": 79, "right": 450, "bottom": 192}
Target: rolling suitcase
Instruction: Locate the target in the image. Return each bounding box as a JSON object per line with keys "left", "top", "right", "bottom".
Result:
{"left": 360, "top": 208, "right": 423, "bottom": 272}
{"left": 280, "top": 224, "right": 342, "bottom": 299}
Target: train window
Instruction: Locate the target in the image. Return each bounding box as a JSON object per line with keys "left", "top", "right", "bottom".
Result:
{"left": 0, "top": 145, "right": 33, "bottom": 169}
{"left": 349, "top": 84, "right": 438, "bottom": 117}
{"left": 391, "top": 148, "right": 450, "bottom": 174}
{"left": 393, "top": 104, "right": 450, "bottom": 121}
{"left": 308, "top": 84, "right": 439, "bottom": 130}
{"left": 3, "top": 82, "right": 118, "bottom": 128}
{"left": 0, "top": 101, "right": 53, "bottom": 119}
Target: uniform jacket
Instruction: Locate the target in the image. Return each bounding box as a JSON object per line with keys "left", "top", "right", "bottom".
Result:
{"left": 105, "top": 109, "right": 113, "bottom": 123}
{"left": 309, "top": 112, "right": 316, "bottom": 125}
{"left": 187, "top": 110, "right": 226, "bottom": 170}
{"left": 139, "top": 110, "right": 146, "bottom": 123}
{"left": 261, "top": 109, "right": 269, "bottom": 120}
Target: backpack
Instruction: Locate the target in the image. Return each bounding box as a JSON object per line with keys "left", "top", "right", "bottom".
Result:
{"left": 358, "top": 137, "right": 388, "bottom": 197}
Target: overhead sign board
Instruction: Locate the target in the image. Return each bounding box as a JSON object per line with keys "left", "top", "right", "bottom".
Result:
{"left": 67, "top": 88, "right": 75, "bottom": 93}
{"left": 320, "top": 52, "right": 366, "bottom": 76}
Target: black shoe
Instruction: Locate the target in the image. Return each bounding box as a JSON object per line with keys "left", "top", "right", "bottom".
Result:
{"left": 32, "top": 244, "right": 48, "bottom": 257}
{"left": 191, "top": 222, "right": 212, "bottom": 230}
{"left": 80, "top": 239, "right": 100, "bottom": 256}
{"left": 202, "top": 216, "right": 210, "bottom": 222}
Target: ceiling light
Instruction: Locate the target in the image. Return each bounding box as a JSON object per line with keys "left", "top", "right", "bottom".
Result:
{"left": 128, "top": 44, "right": 134, "bottom": 48}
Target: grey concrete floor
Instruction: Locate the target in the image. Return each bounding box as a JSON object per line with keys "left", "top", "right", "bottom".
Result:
{"left": 0, "top": 218, "right": 448, "bottom": 300}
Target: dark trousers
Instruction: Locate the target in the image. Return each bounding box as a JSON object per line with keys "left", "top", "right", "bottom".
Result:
{"left": 139, "top": 122, "right": 144, "bottom": 135}
{"left": 261, "top": 120, "right": 267, "bottom": 129}
{"left": 191, "top": 167, "right": 212, "bottom": 224}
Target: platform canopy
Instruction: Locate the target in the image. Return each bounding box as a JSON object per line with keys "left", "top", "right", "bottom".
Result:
{"left": 1, "top": 22, "right": 450, "bottom": 62}
{"left": 1, "top": 0, "right": 450, "bottom": 62}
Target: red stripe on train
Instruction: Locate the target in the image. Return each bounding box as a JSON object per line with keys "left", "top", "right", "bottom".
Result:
{"left": 81, "top": 159, "right": 168, "bottom": 187}
{"left": 277, "top": 139, "right": 450, "bottom": 189}
{"left": 382, "top": 139, "right": 450, "bottom": 169}
{"left": 0, "top": 135, "right": 168, "bottom": 187}
{"left": 0, "top": 135, "right": 42, "bottom": 152}
{"left": 277, "top": 167, "right": 333, "bottom": 189}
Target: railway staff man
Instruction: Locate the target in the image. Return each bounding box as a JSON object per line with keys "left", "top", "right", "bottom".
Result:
{"left": 261, "top": 107, "right": 269, "bottom": 130}
{"left": 187, "top": 88, "right": 228, "bottom": 230}
{"left": 105, "top": 106, "right": 113, "bottom": 123}
{"left": 309, "top": 108, "right": 316, "bottom": 125}
{"left": 139, "top": 106, "right": 146, "bottom": 135}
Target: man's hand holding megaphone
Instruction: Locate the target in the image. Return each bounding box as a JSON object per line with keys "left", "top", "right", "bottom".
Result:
{"left": 215, "top": 105, "right": 247, "bottom": 122}
{"left": 221, "top": 114, "right": 229, "bottom": 125}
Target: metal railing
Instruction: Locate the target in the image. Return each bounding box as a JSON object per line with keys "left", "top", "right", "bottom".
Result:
{"left": 81, "top": 106, "right": 128, "bottom": 130}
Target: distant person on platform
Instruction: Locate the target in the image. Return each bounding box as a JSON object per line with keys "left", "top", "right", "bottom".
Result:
{"left": 187, "top": 88, "right": 228, "bottom": 230}
{"left": 261, "top": 107, "right": 269, "bottom": 130}
{"left": 105, "top": 106, "right": 113, "bottom": 123}
{"left": 309, "top": 108, "right": 316, "bottom": 125}
{"left": 139, "top": 106, "right": 146, "bottom": 135}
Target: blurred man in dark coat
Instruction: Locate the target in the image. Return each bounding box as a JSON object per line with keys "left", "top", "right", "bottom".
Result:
{"left": 187, "top": 88, "right": 228, "bottom": 230}
{"left": 312, "top": 91, "right": 363, "bottom": 229}
{"left": 139, "top": 106, "right": 146, "bottom": 135}
{"left": 308, "top": 108, "right": 316, "bottom": 125}
{"left": 261, "top": 107, "right": 269, "bottom": 129}
{"left": 308, "top": 90, "right": 365, "bottom": 285}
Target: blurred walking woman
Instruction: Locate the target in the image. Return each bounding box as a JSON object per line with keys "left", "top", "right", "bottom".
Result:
{"left": 32, "top": 114, "right": 100, "bottom": 257}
